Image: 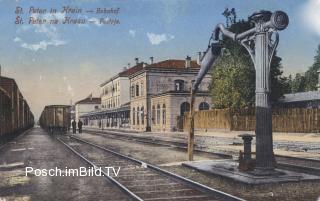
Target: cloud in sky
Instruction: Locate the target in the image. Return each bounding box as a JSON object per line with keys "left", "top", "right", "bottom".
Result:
{"left": 15, "top": 12, "right": 67, "bottom": 51}
{"left": 21, "top": 39, "right": 66, "bottom": 51}
{"left": 13, "top": 37, "right": 21, "bottom": 42}
{"left": 146, "top": 33, "right": 174, "bottom": 45}
{"left": 129, "top": 29, "right": 136, "bottom": 37}
{"left": 301, "top": 0, "right": 320, "bottom": 36}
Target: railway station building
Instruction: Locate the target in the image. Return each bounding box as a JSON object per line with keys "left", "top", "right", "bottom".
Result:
{"left": 75, "top": 96, "right": 101, "bottom": 122}
{"left": 129, "top": 56, "right": 212, "bottom": 132}
{"left": 80, "top": 62, "right": 143, "bottom": 129}
{"left": 80, "top": 56, "right": 212, "bottom": 132}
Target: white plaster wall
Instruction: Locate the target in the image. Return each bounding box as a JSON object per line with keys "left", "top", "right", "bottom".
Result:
{"left": 75, "top": 104, "right": 99, "bottom": 122}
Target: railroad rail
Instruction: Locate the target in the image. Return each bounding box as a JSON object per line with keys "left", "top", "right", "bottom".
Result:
{"left": 57, "top": 135, "right": 244, "bottom": 201}
{"left": 83, "top": 129, "right": 320, "bottom": 176}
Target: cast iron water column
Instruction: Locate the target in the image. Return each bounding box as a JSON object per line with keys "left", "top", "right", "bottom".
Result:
{"left": 214, "top": 10, "right": 289, "bottom": 173}
{"left": 252, "top": 12, "right": 275, "bottom": 172}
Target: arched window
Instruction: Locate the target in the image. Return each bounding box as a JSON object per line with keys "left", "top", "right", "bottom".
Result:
{"left": 132, "top": 107, "right": 135, "bottom": 125}
{"left": 157, "top": 104, "right": 161, "bottom": 124}
{"left": 199, "top": 102, "right": 210, "bottom": 110}
{"left": 137, "top": 107, "right": 140, "bottom": 125}
{"left": 152, "top": 105, "right": 156, "bottom": 124}
{"left": 141, "top": 106, "right": 144, "bottom": 125}
{"left": 162, "top": 104, "right": 166, "bottom": 125}
{"left": 136, "top": 84, "right": 139, "bottom": 96}
{"left": 174, "top": 80, "right": 185, "bottom": 91}
{"left": 180, "top": 102, "right": 190, "bottom": 116}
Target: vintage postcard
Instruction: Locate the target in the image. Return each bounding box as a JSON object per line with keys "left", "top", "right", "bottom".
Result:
{"left": 0, "top": 0, "right": 319, "bottom": 201}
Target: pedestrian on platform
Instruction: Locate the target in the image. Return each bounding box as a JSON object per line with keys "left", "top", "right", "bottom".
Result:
{"left": 78, "top": 119, "right": 83, "bottom": 134}
{"left": 72, "top": 119, "right": 76, "bottom": 134}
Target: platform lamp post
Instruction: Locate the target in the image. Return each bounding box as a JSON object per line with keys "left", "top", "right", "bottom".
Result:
{"left": 214, "top": 10, "right": 289, "bottom": 173}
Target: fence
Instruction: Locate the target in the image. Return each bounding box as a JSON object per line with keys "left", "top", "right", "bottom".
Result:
{"left": 183, "top": 107, "right": 320, "bottom": 133}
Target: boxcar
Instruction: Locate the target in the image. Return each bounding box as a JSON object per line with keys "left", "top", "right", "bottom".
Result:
{"left": 0, "top": 86, "right": 12, "bottom": 138}
{"left": 39, "top": 105, "right": 71, "bottom": 134}
{"left": 0, "top": 76, "right": 34, "bottom": 143}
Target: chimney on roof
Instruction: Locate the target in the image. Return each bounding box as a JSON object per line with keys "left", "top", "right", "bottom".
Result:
{"left": 127, "top": 63, "right": 131, "bottom": 68}
{"left": 185, "top": 56, "right": 191, "bottom": 68}
{"left": 197, "top": 52, "right": 202, "bottom": 65}
{"left": 150, "top": 56, "right": 154, "bottom": 64}
{"left": 135, "top": 58, "right": 139, "bottom": 65}
{"left": 123, "top": 66, "right": 128, "bottom": 71}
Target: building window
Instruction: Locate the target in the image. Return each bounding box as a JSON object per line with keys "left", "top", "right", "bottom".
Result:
{"left": 157, "top": 104, "right": 160, "bottom": 124}
{"left": 141, "top": 82, "right": 144, "bottom": 96}
{"left": 180, "top": 102, "right": 190, "bottom": 116}
{"left": 152, "top": 105, "right": 155, "bottom": 124}
{"left": 131, "top": 85, "right": 135, "bottom": 97}
{"left": 136, "top": 84, "right": 139, "bottom": 96}
{"left": 141, "top": 106, "right": 144, "bottom": 125}
{"left": 137, "top": 107, "right": 140, "bottom": 125}
{"left": 174, "top": 80, "right": 184, "bottom": 91}
{"left": 162, "top": 104, "right": 166, "bottom": 125}
{"left": 132, "top": 107, "right": 135, "bottom": 125}
{"left": 199, "top": 102, "right": 210, "bottom": 110}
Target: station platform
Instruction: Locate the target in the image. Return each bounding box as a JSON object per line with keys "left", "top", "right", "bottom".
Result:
{"left": 83, "top": 127, "right": 320, "bottom": 160}
{"left": 182, "top": 159, "right": 320, "bottom": 185}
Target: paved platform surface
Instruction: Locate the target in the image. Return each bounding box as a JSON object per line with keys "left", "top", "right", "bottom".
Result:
{"left": 0, "top": 128, "right": 129, "bottom": 201}
{"left": 182, "top": 159, "right": 320, "bottom": 184}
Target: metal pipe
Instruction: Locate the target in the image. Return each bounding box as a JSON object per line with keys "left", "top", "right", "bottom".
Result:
{"left": 193, "top": 43, "right": 222, "bottom": 92}
{"left": 214, "top": 23, "right": 236, "bottom": 41}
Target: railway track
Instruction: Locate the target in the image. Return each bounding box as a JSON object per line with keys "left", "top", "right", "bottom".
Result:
{"left": 57, "top": 135, "right": 244, "bottom": 201}
{"left": 84, "top": 129, "right": 320, "bottom": 176}
{"left": 84, "top": 129, "right": 231, "bottom": 158}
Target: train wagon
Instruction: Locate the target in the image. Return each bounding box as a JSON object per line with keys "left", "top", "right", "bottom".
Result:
{"left": 39, "top": 105, "right": 71, "bottom": 134}
{"left": 0, "top": 76, "right": 34, "bottom": 144}
{"left": 0, "top": 86, "right": 12, "bottom": 140}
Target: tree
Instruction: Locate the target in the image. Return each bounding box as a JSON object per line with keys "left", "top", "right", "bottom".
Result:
{"left": 286, "top": 44, "right": 320, "bottom": 93}
{"left": 211, "top": 9, "right": 288, "bottom": 109}
{"left": 304, "top": 44, "right": 320, "bottom": 91}
{"left": 289, "top": 73, "right": 306, "bottom": 93}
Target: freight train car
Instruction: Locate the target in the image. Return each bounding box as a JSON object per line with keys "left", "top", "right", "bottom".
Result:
{"left": 39, "top": 105, "right": 71, "bottom": 134}
{"left": 0, "top": 76, "right": 34, "bottom": 144}
{"left": 0, "top": 86, "right": 12, "bottom": 139}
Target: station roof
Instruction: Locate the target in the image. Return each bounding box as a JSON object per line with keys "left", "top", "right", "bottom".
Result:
{"left": 80, "top": 102, "right": 130, "bottom": 118}
{"left": 100, "top": 63, "right": 144, "bottom": 87}
{"left": 278, "top": 91, "right": 320, "bottom": 103}
{"left": 147, "top": 59, "right": 200, "bottom": 69}
{"left": 44, "top": 105, "right": 71, "bottom": 108}
{"left": 100, "top": 59, "right": 200, "bottom": 86}
{"left": 75, "top": 97, "right": 101, "bottom": 105}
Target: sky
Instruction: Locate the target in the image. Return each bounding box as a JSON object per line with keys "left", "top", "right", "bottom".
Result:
{"left": 0, "top": 0, "right": 319, "bottom": 119}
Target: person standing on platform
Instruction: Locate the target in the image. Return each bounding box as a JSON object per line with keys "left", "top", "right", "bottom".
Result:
{"left": 72, "top": 119, "right": 76, "bottom": 134}
{"left": 78, "top": 119, "right": 83, "bottom": 134}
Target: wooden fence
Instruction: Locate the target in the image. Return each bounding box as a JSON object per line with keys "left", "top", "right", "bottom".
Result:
{"left": 183, "top": 108, "right": 320, "bottom": 133}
